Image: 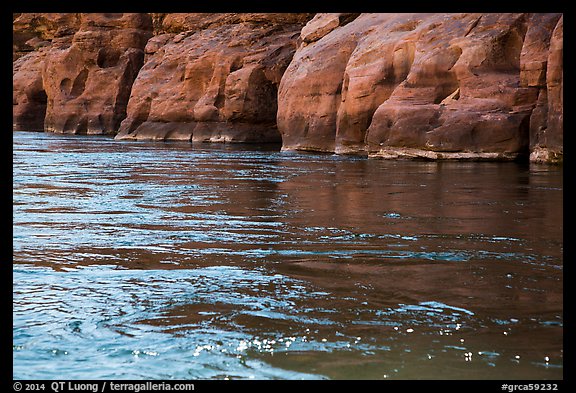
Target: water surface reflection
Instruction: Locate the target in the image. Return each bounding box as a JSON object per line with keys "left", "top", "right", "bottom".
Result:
{"left": 13, "top": 132, "right": 562, "bottom": 379}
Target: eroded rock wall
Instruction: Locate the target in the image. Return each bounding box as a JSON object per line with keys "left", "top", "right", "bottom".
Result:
{"left": 528, "top": 15, "right": 563, "bottom": 163}
{"left": 13, "top": 13, "right": 563, "bottom": 162}
{"left": 13, "top": 13, "right": 80, "bottom": 131}
{"left": 277, "top": 13, "right": 563, "bottom": 162}
{"left": 13, "top": 13, "right": 81, "bottom": 61}
{"left": 13, "top": 50, "right": 49, "bottom": 131}
{"left": 42, "top": 13, "right": 153, "bottom": 134}
{"left": 115, "top": 13, "right": 313, "bottom": 142}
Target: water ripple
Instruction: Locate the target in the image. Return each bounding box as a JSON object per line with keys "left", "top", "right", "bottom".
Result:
{"left": 13, "top": 132, "right": 563, "bottom": 379}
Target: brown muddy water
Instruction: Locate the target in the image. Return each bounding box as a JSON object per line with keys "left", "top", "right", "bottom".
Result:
{"left": 13, "top": 131, "right": 563, "bottom": 380}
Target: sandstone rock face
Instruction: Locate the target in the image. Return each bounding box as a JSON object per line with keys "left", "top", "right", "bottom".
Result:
{"left": 13, "top": 13, "right": 81, "bottom": 61}
{"left": 278, "top": 13, "right": 563, "bottom": 162}
{"left": 116, "top": 13, "right": 312, "bottom": 142}
{"left": 529, "top": 15, "right": 563, "bottom": 163}
{"left": 13, "top": 50, "right": 49, "bottom": 131}
{"left": 160, "top": 13, "right": 314, "bottom": 34}
{"left": 42, "top": 13, "right": 152, "bottom": 134}
{"left": 13, "top": 13, "right": 563, "bottom": 162}
{"left": 300, "top": 13, "right": 360, "bottom": 44}
{"left": 13, "top": 13, "right": 80, "bottom": 131}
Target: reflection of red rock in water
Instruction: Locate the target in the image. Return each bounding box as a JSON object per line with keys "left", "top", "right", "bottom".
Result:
{"left": 12, "top": 13, "right": 563, "bottom": 163}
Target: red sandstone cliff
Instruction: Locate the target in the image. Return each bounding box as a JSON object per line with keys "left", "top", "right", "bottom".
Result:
{"left": 13, "top": 13, "right": 152, "bottom": 134}
{"left": 13, "top": 13, "right": 80, "bottom": 131}
{"left": 42, "top": 14, "right": 153, "bottom": 134}
{"left": 13, "top": 13, "right": 563, "bottom": 163}
{"left": 278, "top": 13, "right": 563, "bottom": 162}
{"left": 115, "top": 13, "right": 313, "bottom": 142}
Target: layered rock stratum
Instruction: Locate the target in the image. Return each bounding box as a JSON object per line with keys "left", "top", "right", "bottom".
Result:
{"left": 13, "top": 13, "right": 563, "bottom": 163}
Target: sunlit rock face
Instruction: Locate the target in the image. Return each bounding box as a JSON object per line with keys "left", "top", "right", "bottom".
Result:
{"left": 277, "top": 13, "right": 563, "bottom": 162}
{"left": 40, "top": 13, "right": 153, "bottom": 135}
{"left": 115, "top": 13, "right": 313, "bottom": 143}
{"left": 13, "top": 13, "right": 80, "bottom": 131}
{"left": 13, "top": 13, "right": 562, "bottom": 162}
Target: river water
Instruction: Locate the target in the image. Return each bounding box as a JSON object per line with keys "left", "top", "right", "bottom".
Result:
{"left": 13, "top": 131, "right": 563, "bottom": 380}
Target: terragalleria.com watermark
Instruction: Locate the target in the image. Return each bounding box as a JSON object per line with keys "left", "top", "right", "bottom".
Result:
{"left": 13, "top": 381, "right": 195, "bottom": 393}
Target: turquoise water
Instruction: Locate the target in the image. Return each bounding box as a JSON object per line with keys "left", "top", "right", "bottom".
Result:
{"left": 13, "top": 131, "right": 563, "bottom": 379}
